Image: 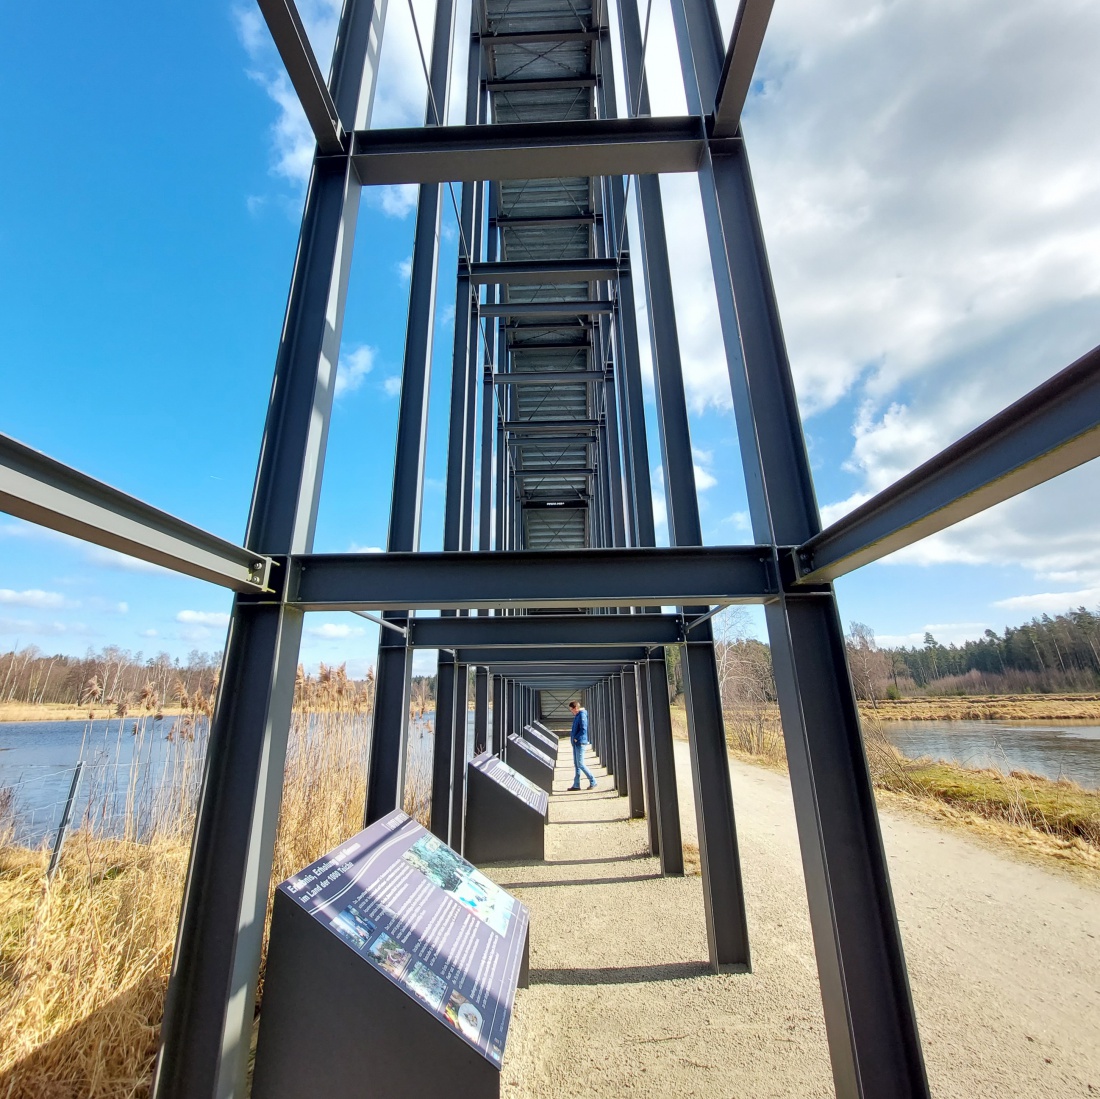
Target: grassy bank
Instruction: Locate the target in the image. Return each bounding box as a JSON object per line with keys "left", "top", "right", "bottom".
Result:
{"left": 668, "top": 702, "right": 1100, "bottom": 874}
{"left": 860, "top": 694, "right": 1100, "bottom": 722}
{"left": 0, "top": 701, "right": 191, "bottom": 723}
{"left": 0, "top": 668, "right": 432, "bottom": 1097}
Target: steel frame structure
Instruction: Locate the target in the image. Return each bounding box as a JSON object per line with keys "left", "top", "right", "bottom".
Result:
{"left": 2, "top": 0, "right": 1098, "bottom": 1095}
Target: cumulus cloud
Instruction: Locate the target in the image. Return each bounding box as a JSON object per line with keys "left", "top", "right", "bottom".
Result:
{"left": 235, "top": 0, "right": 437, "bottom": 201}
{"left": 176, "top": 610, "right": 231, "bottom": 627}
{"left": 383, "top": 376, "right": 402, "bottom": 397}
{"left": 306, "top": 623, "right": 366, "bottom": 639}
{"left": 336, "top": 344, "right": 376, "bottom": 397}
{"left": 0, "top": 589, "right": 65, "bottom": 609}
{"left": 694, "top": 0, "right": 1100, "bottom": 603}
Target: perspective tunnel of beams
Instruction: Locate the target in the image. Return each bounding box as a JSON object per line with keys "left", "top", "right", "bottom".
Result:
{"left": 483, "top": 0, "right": 607, "bottom": 561}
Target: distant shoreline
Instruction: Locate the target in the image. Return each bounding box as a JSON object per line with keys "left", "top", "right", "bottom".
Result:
{"left": 0, "top": 702, "right": 189, "bottom": 723}
{"left": 860, "top": 694, "right": 1100, "bottom": 722}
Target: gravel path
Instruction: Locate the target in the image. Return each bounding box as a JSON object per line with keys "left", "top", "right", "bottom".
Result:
{"left": 492, "top": 740, "right": 1100, "bottom": 1098}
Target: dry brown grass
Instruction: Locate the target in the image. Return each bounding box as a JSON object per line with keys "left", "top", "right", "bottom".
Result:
{"left": 862, "top": 694, "right": 1100, "bottom": 722}
{"left": 668, "top": 702, "right": 1100, "bottom": 875}
{"left": 0, "top": 663, "right": 417, "bottom": 1098}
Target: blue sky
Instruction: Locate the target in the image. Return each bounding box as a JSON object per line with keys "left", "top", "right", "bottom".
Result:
{"left": 1, "top": 0, "right": 1098, "bottom": 676}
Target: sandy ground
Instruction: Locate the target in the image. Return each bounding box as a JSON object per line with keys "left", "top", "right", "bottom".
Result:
{"left": 491, "top": 740, "right": 1100, "bottom": 1098}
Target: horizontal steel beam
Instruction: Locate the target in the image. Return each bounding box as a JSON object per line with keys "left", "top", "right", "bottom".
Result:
{"left": 485, "top": 76, "right": 597, "bottom": 93}
{"left": 492, "top": 214, "right": 596, "bottom": 227}
{"left": 504, "top": 419, "right": 601, "bottom": 433}
{"left": 351, "top": 116, "right": 708, "bottom": 184}
{"left": 508, "top": 341, "right": 593, "bottom": 353}
{"left": 495, "top": 372, "right": 604, "bottom": 386}
{"left": 407, "top": 612, "right": 684, "bottom": 648}
{"left": 477, "top": 29, "right": 598, "bottom": 44}
{"left": 469, "top": 259, "right": 618, "bottom": 285}
{"left": 507, "top": 436, "right": 596, "bottom": 446}
{"left": 481, "top": 300, "right": 614, "bottom": 318}
{"left": 289, "top": 546, "right": 774, "bottom": 610}
{"left": 712, "top": 0, "right": 775, "bottom": 138}
{"left": 794, "top": 345, "right": 1100, "bottom": 584}
{"left": 256, "top": 0, "right": 343, "bottom": 154}
{"left": 514, "top": 467, "right": 596, "bottom": 476}
{"left": 521, "top": 499, "right": 589, "bottom": 508}
{"left": 458, "top": 646, "right": 648, "bottom": 664}
{"left": 0, "top": 432, "right": 271, "bottom": 591}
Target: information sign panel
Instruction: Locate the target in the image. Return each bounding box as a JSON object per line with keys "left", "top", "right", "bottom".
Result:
{"left": 471, "top": 754, "right": 549, "bottom": 817}
{"left": 522, "top": 723, "right": 558, "bottom": 757}
{"left": 264, "top": 811, "right": 529, "bottom": 1066}
{"left": 506, "top": 732, "right": 555, "bottom": 792}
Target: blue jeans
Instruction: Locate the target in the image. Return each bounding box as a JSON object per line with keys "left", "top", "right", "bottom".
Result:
{"left": 572, "top": 740, "right": 595, "bottom": 786}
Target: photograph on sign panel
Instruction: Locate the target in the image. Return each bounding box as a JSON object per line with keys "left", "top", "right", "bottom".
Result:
{"left": 406, "top": 960, "right": 448, "bottom": 1011}
{"left": 402, "top": 833, "right": 514, "bottom": 936}
{"left": 444, "top": 989, "right": 484, "bottom": 1042}
{"left": 329, "top": 904, "right": 376, "bottom": 953}
{"left": 368, "top": 931, "right": 411, "bottom": 980}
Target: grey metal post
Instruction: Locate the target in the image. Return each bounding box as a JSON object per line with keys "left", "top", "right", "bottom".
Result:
{"left": 366, "top": 0, "right": 458, "bottom": 826}
{"left": 620, "top": 665, "right": 645, "bottom": 817}
{"left": 430, "top": 653, "right": 457, "bottom": 842}
{"left": 636, "top": 661, "right": 660, "bottom": 854}
{"left": 617, "top": 0, "right": 750, "bottom": 973}
{"left": 666, "top": 0, "right": 931, "bottom": 1085}
{"left": 490, "top": 673, "right": 503, "bottom": 755}
{"left": 474, "top": 667, "right": 489, "bottom": 753}
{"left": 611, "top": 676, "right": 628, "bottom": 797}
{"left": 47, "top": 761, "right": 84, "bottom": 881}
{"left": 153, "top": 4, "right": 387, "bottom": 1092}
{"left": 450, "top": 663, "right": 469, "bottom": 849}
{"left": 646, "top": 648, "right": 684, "bottom": 875}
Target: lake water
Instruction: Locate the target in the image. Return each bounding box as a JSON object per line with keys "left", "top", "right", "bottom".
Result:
{"left": 883, "top": 719, "right": 1100, "bottom": 791}
{"left": 0, "top": 715, "right": 209, "bottom": 846}
{"left": 0, "top": 710, "right": 461, "bottom": 847}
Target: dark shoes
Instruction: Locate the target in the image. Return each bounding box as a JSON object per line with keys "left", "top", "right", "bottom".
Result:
{"left": 566, "top": 785, "right": 581, "bottom": 791}
{"left": 588, "top": 781, "right": 597, "bottom": 789}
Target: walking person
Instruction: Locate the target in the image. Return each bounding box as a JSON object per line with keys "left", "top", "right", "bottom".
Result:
{"left": 567, "top": 700, "right": 597, "bottom": 790}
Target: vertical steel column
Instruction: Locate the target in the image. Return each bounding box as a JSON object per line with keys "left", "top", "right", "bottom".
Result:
{"left": 490, "top": 673, "right": 503, "bottom": 754}
{"left": 620, "top": 665, "right": 645, "bottom": 817}
{"left": 152, "top": 2, "right": 387, "bottom": 1094}
{"left": 430, "top": 653, "right": 457, "bottom": 841}
{"left": 611, "top": 676, "right": 628, "bottom": 796}
{"left": 450, "top": 663, "right": 469, "bottom": 848}
{"left": 474, "top": 667, "right": 488, "bottom": 753}
{"left": 646, "top": 649, "right": 684, "bottom": 874}
{"left": 636, "top": 660, "right": 660, "bottom": 853}
{"left": 366, "top": 0, "right": 458, "bottom": 825}
{"left": 668, "top": 0, "right": 930, "bottom": 1088}
{"left": 617, "top": 0, "right": 749, "bottom": 972}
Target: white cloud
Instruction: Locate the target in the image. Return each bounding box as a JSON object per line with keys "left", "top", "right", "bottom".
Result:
{"left": 367, "top": 185, "right": 419, "bottom": 219}
{"left": 688, "top": 0, "right": 1100, "bottom": 602}
{"left": 349, "top": 543, "right": 384, "bottom": 553}
{"left": 336, "top": 344, "right": 376, "bottom": 397}
{"left": 994, "top": 588, "right": 1100, "bottom": 615}
{"left": 383, "top": 376, "right": 402, "bottom": 397}
{"left": 877, "top": 622, "right": 992, "bottom": 649}
{"left": 306, "top": 623, "right": 366, "bottom": 639}
{"left": 234, "top": 0, "right": 341, "bottom": 188}
{"left": 140, "top": 629, "right": 159, "bottom": 638}
{"left": 176, "top": 610, "right": 231, "bottom": 627}
{"left": 396, "top": 256, "right": 413, "bottom": 281}
{"left": 0, "top": 589, "right": 65, "bottom": 609}
{"left": 693, "top": 464, "right": 717, "bottom": 491}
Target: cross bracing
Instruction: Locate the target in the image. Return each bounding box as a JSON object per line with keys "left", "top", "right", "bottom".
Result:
{"left": 1, "top": 0, "right": 1098, "bottom": 1096}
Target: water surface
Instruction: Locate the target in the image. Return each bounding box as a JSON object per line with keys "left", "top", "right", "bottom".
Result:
{"left": 882, "top": 719, "right": 1100, "bottom": 790}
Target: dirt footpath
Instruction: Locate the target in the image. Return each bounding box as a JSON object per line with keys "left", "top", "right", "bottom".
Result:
{"left": 492, "top": 741, "right": 1100, "bottom": 1098}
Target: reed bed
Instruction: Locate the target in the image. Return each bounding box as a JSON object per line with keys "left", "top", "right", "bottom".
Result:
{"left": 0, "top": 662, "right": 412, "bottom": 1098}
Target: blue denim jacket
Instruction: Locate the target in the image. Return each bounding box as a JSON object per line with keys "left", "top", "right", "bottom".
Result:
{"left": 570, "top": 707, "right": 589, "bottom": 745}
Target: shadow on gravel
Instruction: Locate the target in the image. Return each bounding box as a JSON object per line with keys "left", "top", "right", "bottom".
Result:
{"left": 498, "top": 873, "right": 663, "bottom": 889}
{"left": 530, "top": 961, "right": 713, "bottom": 986}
